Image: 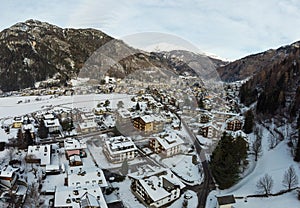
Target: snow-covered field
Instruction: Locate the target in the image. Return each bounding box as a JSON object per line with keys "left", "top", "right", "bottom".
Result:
{"left": 206, "top": 125, "right": 300, "bottom": 208}
{"left": 0, "top": 94, "right": 133, "bottom": 119}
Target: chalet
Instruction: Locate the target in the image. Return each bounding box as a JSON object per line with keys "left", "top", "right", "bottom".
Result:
{"left": 26, "top": 144, "right": 51, "bottom": 166}
{"left": 149, "top": 131, "right": 184, "bottom": 157}
{"left": 103, "top": 136, "right": 137, "bottom": 163}
{"left": 216, "top": 195, "right": 236, "bottom": 208}
{"left": 200, "top": 124, "right": 220, "bottom": 139}
{"left": 198, "top": 113, "right": 213, "bottom": 124}
{"left": 128, "top": 166, "right": 185, "bottom": 208}
{"left": 133, "top": 115, "right": 154, "bottom": 132}
{"left": 226, "top": 117, "right": 243, "bottom": 131}
{"left": 0, "top": 165, "right": 18, "bottom": 189}
{"left": 54, "top": 184, "right": 108, "bottom": 208}
{"left": 12, "top": 116, "right": 23, "bottom": 128}
{"left": 133, "top": 114, "right": 165, "bottom": 134}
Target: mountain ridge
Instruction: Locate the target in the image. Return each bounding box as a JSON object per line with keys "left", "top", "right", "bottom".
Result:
{"left": 0, "top": 19, "right": 224, "bottom": 92}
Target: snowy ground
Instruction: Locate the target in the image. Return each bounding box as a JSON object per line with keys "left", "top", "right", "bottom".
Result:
{"left": 206, "top": 125, "right": 300, "bottom": 208}
{"left": 0, "top": 94, "right": 133, "bottom": 119}
{"left": 162, "top": 154, "right": 204, "bottom": 185}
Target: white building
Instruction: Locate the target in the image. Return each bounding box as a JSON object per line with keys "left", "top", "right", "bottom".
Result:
{"left": 67, "top": 167, "right": 108, "bottom": 188}
{"left": 150, "top": 131, "right": 184, "bottom": 157}
{"left": 128, "top": 166, "right": 185, "bottom": 208}
{"left": 26, "top": 144, "right": 51, "bottom": 165}
{"left": 44, "top": 118, "right": 61, "bottom": 133}
{"left": 54, "top": 184, "right": 108, "bottom": 208}
{"left": 0, "top": 165, "right": 18, "bottom": 189}
{"left": 64, "top": 138, "right": 87, "bottom": 151}
{"left": 103, "top": 136, "right": 137, "bottom": 163}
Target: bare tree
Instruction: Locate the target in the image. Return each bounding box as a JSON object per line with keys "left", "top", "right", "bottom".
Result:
{"left": 24, "top": 182, "right": 41, "bottom": 207}
{"left": 282, "top": 165, "right": 299, "bottom": 190}
{"left": 252, "top": 136, "right": 262, "bottom": 161}
{"left": 256, "top": 174, "right": 274, "bottom": 196}
{"left": 268, "top": 136, "right": 277, "bottom": 149}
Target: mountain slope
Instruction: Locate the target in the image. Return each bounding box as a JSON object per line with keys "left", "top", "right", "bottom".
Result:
{"left": 0, "top": 20, "right": 225, "bottom": 92}
{"left": 220, "top": 41, "right": 300, "bottom": 117}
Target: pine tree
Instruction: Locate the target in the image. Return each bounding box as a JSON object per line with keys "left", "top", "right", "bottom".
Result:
{"left": 136, "top": 102, "right": 141, "bottom": 111}
{"left": 210, "top": 132, "right": 247, "bottom": 189}
{"left": 243, "top": 110, "right": 254, "bottom": 134}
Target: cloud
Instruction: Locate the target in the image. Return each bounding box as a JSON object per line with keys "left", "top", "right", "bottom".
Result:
{"left": 1, "top": 0, "right": 300, "bottom": 60}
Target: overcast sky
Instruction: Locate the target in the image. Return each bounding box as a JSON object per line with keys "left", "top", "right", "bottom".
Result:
{"left": 1, "top": 0, "right": 300, "bottom": 60}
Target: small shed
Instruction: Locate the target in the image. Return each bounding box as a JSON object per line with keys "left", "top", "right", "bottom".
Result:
{"left": 217, "top": 195, "right": 236, "bottom": 208}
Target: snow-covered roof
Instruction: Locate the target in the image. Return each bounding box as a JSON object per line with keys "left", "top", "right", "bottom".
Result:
{"left": 44, "top": 118, "right": 60, "bottom": 128}
{"left": 155, "top": 132, "right": 184, "bottom": 150}
{"left": 64, "top": 138, "right": 87, "bottom": 150}
{"left": 13, "top": 116, "right": 23, "bottom": 123}
{"left": 23, "top": 123, "right": 35, "bottom": 133}
{"left": 128, "top": 166, "right": 185, "bottom": 202}
{"left": 0, "top": 128, "right": 9, "bottom": 143}
{"left": 118, "top": 108, "right": 132, "bottom": 119}
{"left": 43, "top": 113, "right": 55, "bottom": 120}
{"left": 140, "top": 115, "right": 154, "bottom": 123}
{"left": 102, "top": 115, "right": 115, "bottom": 128}
{"left": 54, "top": 184, "right": 108, "bottom": 208}
{"left": 139, "top": 176, "right": 170, "bottom": 202}
{"left": 27, "top": 145, "right": 51, "bottom": 165}
{"left": 0, "top": 165, "right": 18, "bottom": 178}
{"left": 68, "top": 167, "right": 108, "bottom": 188}
{"left": 81, "top": 112, "right": 95, "bottom": 121}
{"left": 226, "top": 116, "right": 244, "bottom": 123}
{"left": 78, "top": 121, "right": 97, "bottom": 130}
{"left": 106, "top": 136, "right": 137, "bottom": 154}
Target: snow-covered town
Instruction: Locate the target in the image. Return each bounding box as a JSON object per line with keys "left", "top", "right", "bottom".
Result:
{"left": 0, "top": 72, "right": 298, "bottom": 208}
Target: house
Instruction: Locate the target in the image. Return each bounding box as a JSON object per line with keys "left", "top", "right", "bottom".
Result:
{"left": 216, "top": 195, "right": 236, "bottom": 208}
{"left": 64, "top": 137, "right": 87, "bottom": 158}
{"left": 133, "top": 115, "right": 154, "bottom": 132}
{"left": 67, "top": 167, "right": 108, "bottom": 188}
{"left": 54, "top": 184, "right": 108, "bottom": 208}
{"left": 23, "top": 123, "right": 35, "bottom": 139}
{"left": 198, "top": 113, "right": 212, "bottom": 124}
{"left": 44, "top": 116, "right": 61, "bottom": 134}
{"left": 78, "top": 121, "right": 97, "bottom": 134}
{"left": 133, "top": 115, "right": 164, "bottom": 133}
{"left": 200, "top": 123, "right": 220, "bottom": 139}
{"left": 80, "top": 112, "right": 95, "bottom": 123}
{"left": 128, "top": 166, "right": 185, "bottom": 208}
{"left": 26, "top": 144, "right": 51, "bottom": 165}
{"left": 226, "top": 117, "right": 243, "bottom": 131}
{"left": 93, "top": 107, "right": 107, "bottom": 115}
{"left": 69, "top": 155, "right": 83, "bottom": 166}
{"left": 103, "top": 136, "right": 137, "bottom": 163}
{"left": 149, "top": 131, "right": 184, "bottom": 157}
{"left": 0, "top": 165, "right": 18, "bottom": 189}
{"left": 12, "top": 116, "right": 23, "bottom": 128}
